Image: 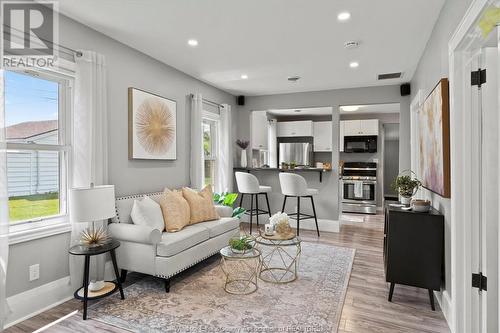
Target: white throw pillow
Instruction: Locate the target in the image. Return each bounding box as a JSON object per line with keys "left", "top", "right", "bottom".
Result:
{"left": 131, "top": 196, "right": 164, "bottom": 231}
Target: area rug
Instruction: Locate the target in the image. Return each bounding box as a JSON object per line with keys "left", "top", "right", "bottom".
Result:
{"left": 88, "top": 242, "right": 355, "bottom": 333}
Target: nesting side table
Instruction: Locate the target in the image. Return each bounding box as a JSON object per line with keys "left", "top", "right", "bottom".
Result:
{"left": 220, "top": 246, "right": 262, "bottom": 295}
{"left": 69, "top": 239, "right": 125, "bottom": 319}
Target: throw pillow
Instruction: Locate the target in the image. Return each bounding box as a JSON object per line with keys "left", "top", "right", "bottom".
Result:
{"left": 130, "top": 195, "right": 165, "bottom": 232}
{"left": 182, "top": 186, "right": 219, "bottom": 224}
{"left": 160, "top": 188, "right": 190, "bottom": 232}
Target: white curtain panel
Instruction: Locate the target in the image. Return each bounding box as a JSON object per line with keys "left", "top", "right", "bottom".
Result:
{"left": 190, "top": 94, "right": 204, "bottom": 190}
{"left": 0, "top": 69, "right": 11, "bottom": 330}
{"left": 215, "top": 104, "right": 233, "bottom": 192}
{"left": 70, "top": 51, "right": 109, "bottom": 291}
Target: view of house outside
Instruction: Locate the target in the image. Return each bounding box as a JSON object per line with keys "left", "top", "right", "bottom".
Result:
{"left": 5, "top": 71, "right": 60, "bottom": 223}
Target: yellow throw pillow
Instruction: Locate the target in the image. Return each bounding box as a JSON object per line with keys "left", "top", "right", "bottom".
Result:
{"left": 182, "top": 186, "right": 220, "bottom": 224}
{"left": 160, "top": 188, "right": 190, "bottom": 232}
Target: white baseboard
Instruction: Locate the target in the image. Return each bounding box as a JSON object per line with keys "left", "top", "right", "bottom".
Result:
{"left": 5, "top": 276, "right": 73, "bottom": 328}
{"left": 434, "top": 289, "right": 454, "bottom": 333}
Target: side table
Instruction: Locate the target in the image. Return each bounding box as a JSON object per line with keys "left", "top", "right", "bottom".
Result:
{"left": 69, "top": 239, "right": 124, "bottom": 319}
{"left": 220, "top": 246, "right": 261, "bottom": 295}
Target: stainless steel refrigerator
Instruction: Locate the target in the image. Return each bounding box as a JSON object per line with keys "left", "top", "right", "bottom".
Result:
{"left": 278, "top": 142, "right": 313, "bottom": 167}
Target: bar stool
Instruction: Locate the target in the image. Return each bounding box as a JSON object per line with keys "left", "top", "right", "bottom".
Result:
{"left": 279, "top": 173, "right": 320, "bottom": 237}
{"left": 235, "top": 172, "right": 272, "bottom": 234}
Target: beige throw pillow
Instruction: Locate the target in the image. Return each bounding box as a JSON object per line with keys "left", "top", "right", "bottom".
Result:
{"left": 182, "top": 186, "right": 219, "bottom": 224}
{"left": 160, "top": 189, "right": 190, "bottom": 232}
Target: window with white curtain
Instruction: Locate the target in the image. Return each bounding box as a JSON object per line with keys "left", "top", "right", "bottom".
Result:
{"left": 202, "top": 112, "right": 220, "bottom": 189}
{"left": 5, "top": 70, "right": 71, "bottom": 226}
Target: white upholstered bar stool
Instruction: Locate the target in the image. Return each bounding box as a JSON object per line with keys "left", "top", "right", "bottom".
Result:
{"left": 279, "top": 173, "right": 320, "bottom": 237}
{"left": 235, "top": 172, "right": 272, "bottom": 234}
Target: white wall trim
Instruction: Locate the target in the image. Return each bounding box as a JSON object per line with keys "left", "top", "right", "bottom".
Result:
{"left": 5, "top": 276, "right": 73, "bottom": 328}
{"left": 9, "top": 221, "right": 71, "bottom": 245}
{"left": 435, "top": 290, "right": 453, "bottom": 330}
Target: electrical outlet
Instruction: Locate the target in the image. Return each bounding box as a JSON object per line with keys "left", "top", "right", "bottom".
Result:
{"left": 29, "top": 264, "right": 39, "bottom": 281}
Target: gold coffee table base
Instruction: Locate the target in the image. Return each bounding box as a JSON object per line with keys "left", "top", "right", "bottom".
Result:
{"left": 255, "top": 235, "right": 301, "bottom": 284}
{"left": 260, "top": 267, "right": 297, "bottom": 284}
{"left": 220, "top": 246, "right": 261, "bottom": 295}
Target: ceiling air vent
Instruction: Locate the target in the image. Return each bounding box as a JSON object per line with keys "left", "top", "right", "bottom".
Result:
{"left": 287, "top": 76, "right": 301, "bottom": 82}
{"left": 377, "top": 72, "right": 402, "bottom": 80}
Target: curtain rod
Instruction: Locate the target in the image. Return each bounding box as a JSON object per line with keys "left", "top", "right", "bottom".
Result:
{"left": 190, "top": 94, "right": 223, "bottom": 108}
{"left": 4, "top": 24, "right": 83, "bottom": 57}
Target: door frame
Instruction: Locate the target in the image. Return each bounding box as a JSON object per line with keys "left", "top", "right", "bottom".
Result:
{"left": 449, "top": 0, "right": 500, "bottom": 332}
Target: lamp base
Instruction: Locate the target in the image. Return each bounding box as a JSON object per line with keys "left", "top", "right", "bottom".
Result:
{"left": 88, "top": 280, "right": 106, "bottom": 292}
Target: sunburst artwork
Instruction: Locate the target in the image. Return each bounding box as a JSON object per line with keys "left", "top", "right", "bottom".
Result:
{"left": 129, "top": 88, "right": 177, "bottom": 160}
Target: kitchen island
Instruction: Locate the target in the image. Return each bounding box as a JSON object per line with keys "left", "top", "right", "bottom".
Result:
{"left": 234, "top": 167, "right": 331, "bottom": 182}
{"left": 233, "top": 167, "right": 339, "bottom": 233}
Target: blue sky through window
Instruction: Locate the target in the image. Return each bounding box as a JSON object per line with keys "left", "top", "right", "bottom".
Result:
{"left": 5, "top": 71, "right": 59, "bottom": 126}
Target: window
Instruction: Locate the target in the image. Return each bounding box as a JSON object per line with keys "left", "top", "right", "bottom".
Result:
{"left": 5, "top": 70, "right": 71, "bottom": 225}
{"left": 202, "top": 117, "right": 218, "bottom": 188}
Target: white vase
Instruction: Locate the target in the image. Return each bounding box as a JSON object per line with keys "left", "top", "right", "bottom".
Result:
{"left": 400, "top": 196, "right": 412, "bottom": 205}
{"left": 240, "top": 149, "right": 247, "bottom": 168}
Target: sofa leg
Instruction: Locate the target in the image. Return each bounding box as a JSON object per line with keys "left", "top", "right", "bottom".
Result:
{"left": 120, "top": 269, "right": 127, "bottom": 283}
{"left": 164, "top": 278, "right": 171, "bottom": 293}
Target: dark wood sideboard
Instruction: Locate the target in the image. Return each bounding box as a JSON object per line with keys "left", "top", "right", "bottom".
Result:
{"left": 384, "top": 202, "right": 444, "bottom": 310}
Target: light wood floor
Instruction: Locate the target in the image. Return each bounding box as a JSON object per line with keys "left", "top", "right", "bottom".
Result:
{"left": 6, "top": 213, "right": 450, "bottom": 333}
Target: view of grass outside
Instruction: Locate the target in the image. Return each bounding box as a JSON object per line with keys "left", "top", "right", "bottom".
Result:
{"left": 8, "top": 193, "right": 60, "bottom": 223}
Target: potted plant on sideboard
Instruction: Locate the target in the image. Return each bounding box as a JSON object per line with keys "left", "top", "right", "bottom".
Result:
{"left": 391, "top": 171, "right": 421, "bottom": 205}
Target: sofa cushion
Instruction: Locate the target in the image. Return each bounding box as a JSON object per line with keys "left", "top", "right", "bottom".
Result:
{"left": 160, "top": 189, "right": 190, "bottom": 232}
{"left": 196, "top": 217, "right": 240, "bottom": 238}
{"left": 156, "top": 224, "right": 210, "bottom": 257}
{"left": 182, "top": 186, "right": 219, "bottom": 224}
{"left": 130, "top": 195, "right": 165, "bottom": 231}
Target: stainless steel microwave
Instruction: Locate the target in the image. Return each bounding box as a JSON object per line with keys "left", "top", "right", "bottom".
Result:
{"left": 344, "top": 136, "right": 377, "bottom": 153}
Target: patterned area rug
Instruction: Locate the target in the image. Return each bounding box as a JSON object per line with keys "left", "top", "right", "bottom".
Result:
{"left": 88, "top": 242, "right": 355, "bottom": 333}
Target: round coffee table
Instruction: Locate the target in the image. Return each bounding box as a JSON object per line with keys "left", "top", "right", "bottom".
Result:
{"left": 255, "top": 231, "right": 301, "bottom": 284}
{"left": 220, "top": 246, "right": 261, "bottom": 295}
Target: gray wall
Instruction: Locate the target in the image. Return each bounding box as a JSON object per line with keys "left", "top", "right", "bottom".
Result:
{"left": 236, "top": 86, "right": 410, "bottom": 219}
{"left": 410, "top": 0, "right": 473, "bottom": 313}
{"left": 7, "top": 14, "right": 236, "bottom": 297}
{"left": 383, "top": 139, "right": 399, "bottom": 196}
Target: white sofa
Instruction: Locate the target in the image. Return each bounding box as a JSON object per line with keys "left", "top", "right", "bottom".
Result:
{"left": 108, "top": 191, "right": 240, "bottom": 292}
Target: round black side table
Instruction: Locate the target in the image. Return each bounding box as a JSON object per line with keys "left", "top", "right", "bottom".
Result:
{"left": 69, "top": 239, "right": 124, "bottom": 320}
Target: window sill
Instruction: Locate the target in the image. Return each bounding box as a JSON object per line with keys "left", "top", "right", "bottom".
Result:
{"left": 9, "top": 217, "right": 71, "bottom": 245}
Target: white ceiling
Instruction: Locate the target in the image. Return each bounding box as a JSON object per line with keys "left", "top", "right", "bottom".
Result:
{"left": 57, "top": 0, "right": 445, "bottom": 96}
{"left": 266, "top": 103, "right": 399, "bottom": 117}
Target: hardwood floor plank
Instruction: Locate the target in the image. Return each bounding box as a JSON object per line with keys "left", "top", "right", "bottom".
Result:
{"left": 5, "top": 212, "right": 450, "bottom": 333}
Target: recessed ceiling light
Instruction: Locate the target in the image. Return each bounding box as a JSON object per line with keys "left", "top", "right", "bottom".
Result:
{"left": 241, "top": 74, "right": 248, "bottom": 79}
{"left": 349, "top": 61, "right": 359, "bottom": 68}
{"left": 341, "top": 105, "right": 360, "bottom": 112}
{"left": 337, "top": 12, "right": 351, "bottom": 21}
{"left": 187, "top": 39, "right": 198, "bottom": 47}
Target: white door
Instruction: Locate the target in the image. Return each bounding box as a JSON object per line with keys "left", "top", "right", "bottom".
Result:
{"left": 469, "top": 46, "right": 499, "bottom": 333}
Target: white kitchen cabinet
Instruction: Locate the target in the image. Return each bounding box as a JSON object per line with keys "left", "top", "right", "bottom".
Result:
{"left": 251, "top": 111, "right": 268, "bottom": 149}
{"left": 313, "top": 121, "right": 332, "bottom": 152}
{"left": 277, "top": 120, "right": 313, "bottom": 137}
{"left": 339, "top": 121, "right": 344, "bottom": 152}
{"left": 341, "top": 119, "right": 379, "bottom": 136}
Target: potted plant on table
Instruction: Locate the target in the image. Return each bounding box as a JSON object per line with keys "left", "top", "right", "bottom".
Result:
{"left": 236, "top": 140, "right": 250, "bottom": 168}
{"left": 229, "top": 236, "right": 254, "bottom": 254}
{"left": 391, "top": 171, "right": 421, "bottom": 205}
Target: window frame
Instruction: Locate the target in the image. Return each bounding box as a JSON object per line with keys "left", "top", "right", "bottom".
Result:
{"left": 6, "top": 69, "right": 74, "bottom": 242}
{"left": 202, "top": 111, "right": 220, "bottom": 188}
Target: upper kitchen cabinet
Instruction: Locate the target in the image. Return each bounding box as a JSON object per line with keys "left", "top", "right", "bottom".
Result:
{"left": 277, "top": 120, "right": 313, "bottom": 137}
{"left": 342, "top": 119, "right": 379, "bottom": 136}
{"left": 313, "top": 121, "right": 332, "bottom": 152}
{"left": 251, "top": 111, "right": 268, "bottom": 149}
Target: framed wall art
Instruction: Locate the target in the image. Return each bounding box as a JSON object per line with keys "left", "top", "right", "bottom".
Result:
{"left": 418, "top": 78, "right": 450, "bottom": 197}
{"left": 128, "top": 87, "right": 177, "bottom": 160}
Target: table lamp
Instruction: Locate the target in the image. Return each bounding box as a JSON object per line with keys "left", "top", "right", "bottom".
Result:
{"left": 71, "top": 184, "right": 116, "bottom": 291}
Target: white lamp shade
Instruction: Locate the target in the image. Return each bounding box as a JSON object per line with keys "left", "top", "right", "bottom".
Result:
{"left": 70, "top": 185, "right": 116, "bottom": 222}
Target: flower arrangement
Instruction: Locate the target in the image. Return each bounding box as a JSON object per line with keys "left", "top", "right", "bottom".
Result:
{"left": 269, "top": 212, "right": 293, "bottom": 235}
{"left": 236, "top": 139, "right": 250, "bottom": 150}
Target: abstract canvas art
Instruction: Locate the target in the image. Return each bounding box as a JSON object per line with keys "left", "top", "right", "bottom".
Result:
{"left": 418, "top": 78, "right": 450, "bottom": 197}
{"left": 129, "top": 88, "right": 177, "bottom": 160}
